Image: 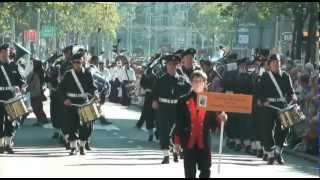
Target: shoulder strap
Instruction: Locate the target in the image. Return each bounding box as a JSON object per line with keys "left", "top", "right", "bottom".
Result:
{"left": 125, "top": 68, "right": 130, "bottom": 81}
{"left": 1, "top": 65, "right": 12, "bottom": 87}
{"left": 71, "top": 69, "right": 85, "bottom": 94}
{"left": 268, "top": 71, "right": 285, "bottom": 100}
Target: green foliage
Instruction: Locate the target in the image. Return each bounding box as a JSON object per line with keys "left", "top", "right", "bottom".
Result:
{"left": 0, "top": 2, "right": 121, "bottom": 41}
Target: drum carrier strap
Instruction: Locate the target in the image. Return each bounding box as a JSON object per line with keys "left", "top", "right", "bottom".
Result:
{"left": 71, "top": 69, "right": 88, "bottom": 102}
{"left": 267, "top": 71, "right": 287, "bottom": 110}
{"left": 1, "top": 65, "right": 13, "bottom": 87}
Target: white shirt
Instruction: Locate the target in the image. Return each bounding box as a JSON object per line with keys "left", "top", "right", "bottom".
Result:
{"left": 110, "top": 66, "right": 125, "bottom": 82}
{"left": 120, "top": 67, "right": 136, "bottom": 82}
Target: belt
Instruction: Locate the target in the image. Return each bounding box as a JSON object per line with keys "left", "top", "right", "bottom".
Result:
{"left": 67, "top": 93, "right": 88, "bottom": 98}
{"left": 0, "top": 86, "right": 15, "bottom": 91}
{"left": 267, "top": 98, "right": 286, "bottom": 103}
{"left": 159, "top": 98, "right": 178, "bottom": 104}
{"left": 145, "top": 89, "right": 152, "bottom": 93}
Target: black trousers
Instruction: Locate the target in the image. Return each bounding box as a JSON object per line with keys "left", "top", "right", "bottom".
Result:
{"left": 0, "top": 105, "right": 15, "bottom": 138}
{"left": 183, "top": 147, "right": 211, "bottom": 178}
{"left": 65, "top": 106, "right": 93, "bottom": 141}
{"left": 31, "top": 96, "right": 48, "bottom": 123}
{"left": 109, "top": 79, "right": 121, "bottom": 103}
{"left": 156, "top": 105, "right": 176, "bottom": 150}
{"left": 121, "top": 83, "right": 131, "bottom": 106}
{"left": 252, "top": 105, "right": 265, "bottom": 143}
{"left": 136, "top": 92, "right": 154, "bottom": 130}
{"left": 226, "top": 113, "right": 242, "bottom": 140}
{"left": 261, "top": 107, "right": 289, "bottom": 152}
{"left": 238, "top": 113, "right": 253, "bottom": 141}
{"left": 50, "top": 90, "right": 68, "bottom": 135}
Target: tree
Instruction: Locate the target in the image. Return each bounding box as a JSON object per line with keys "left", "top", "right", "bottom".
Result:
{"left": 189, "top": 2, "right": 235, "bottom": 54}
{"left": 0, "top": 2, "right": 121, "bottom": 47}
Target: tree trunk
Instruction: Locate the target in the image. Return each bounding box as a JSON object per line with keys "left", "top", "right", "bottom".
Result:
{"left": 305, "top": 2, "right": 318, "bottom": 64}
{"left": 291, "top": 19, "right": 296, "bottom": 60}
{"left": 295, "top": 10, "right": 303, "bottom": 61}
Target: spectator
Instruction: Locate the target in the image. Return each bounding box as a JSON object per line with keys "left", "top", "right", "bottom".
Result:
{"left": 27, "top": 59, "right": 49, "bottom": 127}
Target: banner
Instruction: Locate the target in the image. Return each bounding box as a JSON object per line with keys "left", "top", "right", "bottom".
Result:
{"left": 197, "top": 92, "right": 253, "bottom": 114}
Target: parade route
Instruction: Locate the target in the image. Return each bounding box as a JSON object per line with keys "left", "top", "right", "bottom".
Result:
{"left": 0, "top": 102, "right": 318, "bottom": 178}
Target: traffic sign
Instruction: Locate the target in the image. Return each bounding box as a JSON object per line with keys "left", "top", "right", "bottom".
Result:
{"left": 24, "top": 30, "right": 38, "bottom": 42}
{"left": 41, "top": 25, "right": 55, "bottom": 37}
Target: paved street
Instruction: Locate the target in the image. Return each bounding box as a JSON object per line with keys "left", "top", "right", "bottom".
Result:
{"left": 0, "top": 101, "right": 319, "bottom": 178}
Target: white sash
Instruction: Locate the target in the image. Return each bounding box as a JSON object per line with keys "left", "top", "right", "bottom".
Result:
{"left": 1, "top": 65, "right": 12, "bottom": 87}
{"left": 268, "top": 71, "right": 285, "bottom": 101}
{"left": 71, "top": 69, "right": 85, "bottom": 95}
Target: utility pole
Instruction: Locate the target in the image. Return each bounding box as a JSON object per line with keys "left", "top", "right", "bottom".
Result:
{"left": 37, "top": 9, "right": 41, "bottom": 58}
{"left": 11, "top": 17, "right": 15, "bottom": 45}
{"left": 274, "top": 15, "right": 279, "bottom": 53}
{"left": 148, "top": 5, "right": 152, "bottom": 57}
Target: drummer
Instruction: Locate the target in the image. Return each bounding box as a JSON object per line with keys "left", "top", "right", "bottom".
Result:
{"left": 257, "top": 54, "right": 297, "bottom": 165}
{"left": 60, "top": 52, "right": 98, "bottom": 156}
{"left": 0, "top": 43, "right": 26, "bottom": 154}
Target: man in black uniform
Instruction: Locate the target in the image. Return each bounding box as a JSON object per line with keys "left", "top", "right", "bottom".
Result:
{"left": 48, "top": 45, "right": 73, "bottom": 150}
{"left": 257, "top": 54, "right": 296, "bottom": 165}
{"left": 151, "top": 54, "right": 190, "bottom": 164}
{"left": 0, "top": 43, "right": 26, "bottom": 154}
{"left": 60, "top": 52, "right": 98, "bottom": 155}
{"left": 177, "top": 48, "right": 201, "bottom": 83}
{"left": 136, "top": 67, "right": 157, "bottom": 141}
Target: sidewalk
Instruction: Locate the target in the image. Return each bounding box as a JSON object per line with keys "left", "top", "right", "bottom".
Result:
{"left": 284, "top": 148, "right": 319, "bottom": 163}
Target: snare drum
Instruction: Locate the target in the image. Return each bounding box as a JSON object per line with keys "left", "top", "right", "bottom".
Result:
{"left": 278, "top": 104, "right": 306, "bottom": 129}
{"left": 78, "top": 101, "right": 101, "bottom": 124}
{"left": 4, "top": 96, "right": 30, "bottom": 121}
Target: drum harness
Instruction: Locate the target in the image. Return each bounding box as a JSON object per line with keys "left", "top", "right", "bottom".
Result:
{"left": 0, "top": 65, "right": 20, "bottom": 104}
{"left": 69, "top": 69, "right": 97, "bottom": 125}
{"left": 265, "top": 71, "right": 295, "bottom": 112}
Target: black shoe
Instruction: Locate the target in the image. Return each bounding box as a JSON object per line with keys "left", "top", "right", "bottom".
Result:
{"left": 262, "top": 154, "right": 268, "bottom": 161}
{"left": 135, "top": 124, "right": 142, "bottom": 129}
{"left": 154, "top": 131, "right": 159, "bottom": 140}
{"left": 0, "top": 147, "right": 4, "bottom": 154}
{"left": 148, "top": 135, "right": 153, "bottom": 142}
{"left": 251, "top": 149, "right": 258, "bottom": 156}
{"left": 228, "top": 142, "right": 235, "bottom": 149}
{"left": 179, "top": 151, "right": 184, "bottom": 159}
{"left": 257, "top": 149, "right": 263, "bottom": 158}
{"left": 100, "top": 117, "right": 112, "bottom": 125}
{"left": 52, "top": 132, "right": 60, "bottom": 139}
{"left": 275, "top": 154, "right": 285, "bottom": 165}
{"left": 173, "top": 153, "right": 179, "bottom": 162}
{"left": 5, "top": 146, "right": 14, "bottom": 154}
{"left": 245, "top": 146, "right": 251, "bottom": 154}
{"left": 235, "top": 144, "right": 242, "bottom": 151}
{"left": 59, "top": 136, "right": 65, "bottom": 145}
{"left": 80, "top": 147, "right": 86, "bottom": 155}
{"left": 40, "top": 120, "right": 50, "bottom": 125}
{"left": 69, "top": 148, "right": 77, "bottom": 156}
{"left": 65, "top": 142, "right": 71, "bottom": 150}
{"left": 32, "top": 122, "right": 43, "bottom": 127}
{"left": 161, "top": 156, "right": 170, "bottom": 164}
{"left": 85, "top": 142, "right": 92, "bottom": 151}
{"left": 267, "top": 157, "right": 275, "bottom": 165}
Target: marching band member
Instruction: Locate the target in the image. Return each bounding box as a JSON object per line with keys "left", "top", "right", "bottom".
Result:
{"left": 60, "top": 52, "right": 98, "bottom": 155}
{"left": 151, "top": 54, "right": 190, "bottom": 164}
{"left": 257, "top": 54, "right": 297, "bottom": 165}
{"left": 0, "top": 43, "right": 26, "bottom": 154}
